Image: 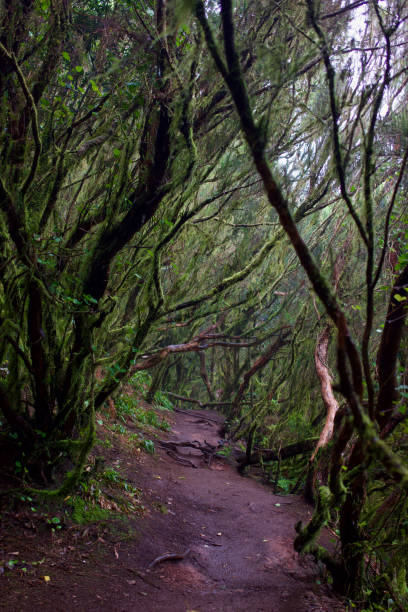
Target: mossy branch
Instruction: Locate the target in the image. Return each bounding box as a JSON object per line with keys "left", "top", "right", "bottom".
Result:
{"left": 305, "top": 0, "right": 368, "bottom": 246}
{"left": 294, "top": 485, "right": 333, "bottom": 553}
{"left": 0, "top": 42, "right": 42, "bottom": 196}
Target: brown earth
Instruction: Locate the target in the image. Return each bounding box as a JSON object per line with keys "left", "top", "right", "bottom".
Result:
{"left": 0, "top": 408, "right": 346, "bottom": 611}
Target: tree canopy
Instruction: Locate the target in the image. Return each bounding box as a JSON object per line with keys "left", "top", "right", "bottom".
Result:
{"left": 1, "top": 0, "right": 408, "bottom": 607}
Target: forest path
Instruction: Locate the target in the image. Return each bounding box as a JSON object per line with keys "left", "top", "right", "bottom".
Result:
{"left": 111, "top": 407, "right": 344, "bottom": 612}
{"left": 1, "top": 407, "right": 344, "bottom": 611}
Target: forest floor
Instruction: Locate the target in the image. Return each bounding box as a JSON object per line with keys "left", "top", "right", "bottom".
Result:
{"left": 0, "top": 406, "right": 346, "bottom": 611}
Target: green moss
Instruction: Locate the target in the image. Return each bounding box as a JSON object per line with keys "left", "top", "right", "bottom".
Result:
{"left": 68, "top": 496, "right": 112, "bottom": 524}
{"left": 294, "top": 485, "right": 333, "bottom": 553}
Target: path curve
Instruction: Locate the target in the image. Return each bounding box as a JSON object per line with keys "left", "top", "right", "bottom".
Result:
{"left": 124, "top": 407, "right": 344, "bottom": 612}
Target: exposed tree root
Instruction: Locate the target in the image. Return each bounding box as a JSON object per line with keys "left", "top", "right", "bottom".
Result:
{"left": 236, "top": 438, "right": 318, "bottom": 471}
{"left": 147, "top": 548, "right": 191, "bottom": 570}
{"left": 157, "top": 438, "right": 225, "bottom": 467}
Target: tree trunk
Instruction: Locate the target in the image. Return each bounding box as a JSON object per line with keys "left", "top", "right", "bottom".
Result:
{"left": 310, "top": 324, "right": 339, "bottom": 461}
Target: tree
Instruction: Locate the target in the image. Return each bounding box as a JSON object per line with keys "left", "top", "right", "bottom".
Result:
{"left": 1, "top": 0, "right": 291, "bottom": 490}
{"left": 0, "top": 0, "right": 235, "bottom": 490}
{"left": 2, "top": 0, "right": 408, "bottom": 605}
{"left": 192, "top": 0, "right": 408, "bottom": 601}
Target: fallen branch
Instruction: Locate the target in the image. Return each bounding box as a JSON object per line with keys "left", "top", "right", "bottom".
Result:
{"left": 236, "top": 438, "right": 318, "bottom": 467}
{"left": 168, "top": 393, "right": 244, "bottom": 412}
{"left": 147, "top": 548, "right": 191, "bottom": 570}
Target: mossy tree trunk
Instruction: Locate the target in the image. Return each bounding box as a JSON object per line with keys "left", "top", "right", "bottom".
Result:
{"left": 0, "top": 0, "right": 214, "bottom": 490}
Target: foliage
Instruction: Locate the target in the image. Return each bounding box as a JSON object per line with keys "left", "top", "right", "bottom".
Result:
{"left": 152, "top": 391, "right": 174, "bottom": 412}
{"left": 68, "top": 496, "right": 112, "bottom": 525}
{"left": 113, "top": 393, "right": 170, "bottom": 431}
{"left": 1, "top": 0, "right": 408, "bottom": 607}
{"left": 129, "top": 371, "right": 152, "bottom": 395}
{"left": 0, "top": 0, "right": 230, "bottom": 490}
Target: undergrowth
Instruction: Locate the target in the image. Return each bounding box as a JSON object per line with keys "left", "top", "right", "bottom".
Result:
{"left": 1, "top": 382, "right": 173, "bottom": 534}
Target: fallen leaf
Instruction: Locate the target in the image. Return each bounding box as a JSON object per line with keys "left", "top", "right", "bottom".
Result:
{"left": 114, "top": 547, "right": 119, "bottom": 559}
{"left": 274, "top": 503, "right": 281, "bottom": 507}
{"left": 43, "top": 576, "right": 50, "bottom": 582}
{"left": 126, "top": 580, "right": 137, "bottom": 585}
{"left": 217, "top": 532, "right": 222, "bottom": 536}
{"left": 154, "top": 475, "right": 161, "bottom": 479}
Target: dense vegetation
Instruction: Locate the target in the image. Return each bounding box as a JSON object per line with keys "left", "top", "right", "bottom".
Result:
{"left": 1, "top": 0, "right": 408, "bottom": 607}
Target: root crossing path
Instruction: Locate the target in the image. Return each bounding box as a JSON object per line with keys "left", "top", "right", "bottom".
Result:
{"left": 1, "top": 408, "right": 344, "bottom": 611}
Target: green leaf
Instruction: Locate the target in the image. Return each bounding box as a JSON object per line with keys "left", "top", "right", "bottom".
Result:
{"left": 394, "top": 294, "right": 406, "bottom": 302}
{"left": 113, "top": 148, "right": 121, "bottom": 158}
{"left": 90, "top": 79, "right": 100, "bottom": 94}
{"left": 62, "top": 51, "right": 70, "bottom": 62}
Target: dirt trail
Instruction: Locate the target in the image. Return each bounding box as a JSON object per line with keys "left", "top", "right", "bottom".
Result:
{"left": 1, "top": 408, "right": 345, "bottom": 611}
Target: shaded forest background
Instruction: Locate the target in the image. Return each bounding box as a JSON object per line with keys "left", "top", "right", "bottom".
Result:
{"left": 1, "top": 0, "right": 408, "bottom": 608}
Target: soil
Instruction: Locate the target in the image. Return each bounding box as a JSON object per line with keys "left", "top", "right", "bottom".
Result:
{"left": 0, "top": 408, "right": 345, "bottom": 611}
